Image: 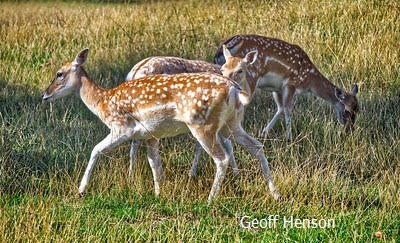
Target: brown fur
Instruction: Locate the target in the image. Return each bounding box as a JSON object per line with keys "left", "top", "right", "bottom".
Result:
{"left": 217, "top": 34, "right": 359, "bottom": 132}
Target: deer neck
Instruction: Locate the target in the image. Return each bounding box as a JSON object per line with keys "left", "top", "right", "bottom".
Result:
{"left": 308, "top": 72, "right": 339, "bottom": 107}
{"left": 77, "top": 70, "right": 105, "bottom": 117}
{"left": 244, "top": 66, "right": 259, "bottom": 96}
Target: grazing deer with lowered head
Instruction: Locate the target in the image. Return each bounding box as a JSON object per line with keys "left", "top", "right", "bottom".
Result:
{"left": 215, "top": 35, "right": 359, "bottom": 140}
{"left": 42, "top": 49, "right": 280, "bottom": 202}
{"left": 125, "top": 56, "right": 239, "bottom": 178}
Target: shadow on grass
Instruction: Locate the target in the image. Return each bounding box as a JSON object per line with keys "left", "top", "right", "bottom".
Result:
{"left": 0, "top": 79, "right": 49, "bottom": 195}
{"left": 0, "top": 77, "right": 108, "bottom": 196}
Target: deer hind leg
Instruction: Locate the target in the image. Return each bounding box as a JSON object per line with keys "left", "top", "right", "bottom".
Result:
{"left": 146, "top": 138, "right": 164, "bottom": 196}
{"left": 189, "top": 141, "right": 203, "bottom": 178}
{"left": 262, "top": 92, "right": 283, "bottom": 138}
{"left": 79, "top": 133, "right": 130, "bottom": 195}
{"left": 188, "top": 125, "right": 230, "bottom": 202}
{"left": 282, "top": 86, "right": 295, "bottom": 141}
{"left": 129, "top": 139, "right": 141, "bottom": 176}
{"left": 231, "top": 126, "right": 280, "bottom": 200}
{"left": 189, "top": 137, "right": 238, "bottom": 177}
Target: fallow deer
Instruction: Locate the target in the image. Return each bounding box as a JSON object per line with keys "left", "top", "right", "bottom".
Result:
{"left": 214, "top": 35, "right": 359, "bottom": 141}
{"left": 42, "top": 49, "right": 280, "bottom": 202}
{"left": 125, "top": 56, "right": 239, "bottom": 178}
{"left": 126, "top": 56, "right": 221, "bottom": 81}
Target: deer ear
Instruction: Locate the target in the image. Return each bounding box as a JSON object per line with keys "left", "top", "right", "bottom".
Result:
{"left": 335, "top": 87, "right": 345, "bottom": 101}
{"left": 244, "top": 50, "right": 258, "bottom": 65}
{"left": 73, "top": 48, "right": 89, "bottom": 66}
{"left": 222, "top": 45, "right": 232, "bottom": 59}
{"left": 351, "top": 84, "right": 358, "bottom": 95}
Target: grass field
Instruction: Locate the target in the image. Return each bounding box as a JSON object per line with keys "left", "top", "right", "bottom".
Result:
{"left": 1, "top": 0, "right": 399, "bottom": 241}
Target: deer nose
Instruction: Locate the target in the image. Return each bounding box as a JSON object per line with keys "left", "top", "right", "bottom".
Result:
{"left": 42, "top": 92, "right": 50, "bottom": 101}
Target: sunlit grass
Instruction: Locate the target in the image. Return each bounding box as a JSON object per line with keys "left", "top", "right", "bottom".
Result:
{"left": 0, "top": 0, "right": 399, "bottom": 241}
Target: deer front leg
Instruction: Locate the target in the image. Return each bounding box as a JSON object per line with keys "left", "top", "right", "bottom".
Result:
{"left": 188, "top": 125, "right": 230, "bottom": 202}
{"left": 129, "top": 139, "right": 141, "bottom": 176}
{"left": 231, "top": 126, "right": 280, "bottom": 200}
{"left": 261, "top": 92, "right": 283, "bottom": 138}
{"left": 189, "top": 137, "right": 238, "bottom": 177}
{"left": 189, "top": 141, "right": 203, "bottom": 178}
{"left": 146, "top": 138, "right": 164, "bottom": 196}
{"left": 79, "top": 133, "right": 130, "bottom": 195}
{"left": 282, "top": 86, "right": 295, "bottom": 141}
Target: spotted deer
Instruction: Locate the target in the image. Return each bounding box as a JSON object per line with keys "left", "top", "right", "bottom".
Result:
{"left": 125, "top": 56, "right": 239, "bottom": 178}
{"left": 42, "top": 49, "right": 280, "bottom": 202}
{"left": 215, "top": 35, "right": 359, "bottom": 140}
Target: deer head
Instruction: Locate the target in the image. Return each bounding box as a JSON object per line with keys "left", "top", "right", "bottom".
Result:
{"left": 220, "top": 45, "right": 258, "bottom": 96}
{"left": 334, "top": 85, "right": 359, "bottom": 131}
{"left": 42, "top": 48, "right": 89, "bottom": 101}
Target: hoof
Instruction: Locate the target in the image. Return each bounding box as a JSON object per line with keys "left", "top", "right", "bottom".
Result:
{"left": 189, "top": 170, "right": 197, "bottom": 178}
{"left": 159, "top": 173, "right": 166, "bottom": 183}
{"left": 78, "top": 186, "right": 86, "bottom": 198}
{"left": 232, "top": 169, "right": 241, "bottom": 177}
{"left": 260, "top": 128, "right": 269, "bottom": 138}
{"left": 260, "top": 131, "right": 266, "bottom": 138}
{"left": 273, "top": 192, "right": 281, "bottom": 200}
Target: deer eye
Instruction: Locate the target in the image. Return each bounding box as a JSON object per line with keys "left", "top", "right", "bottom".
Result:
{"left": 343, "top": 110, "right": 351, "bottom": 118}
{"left": 56, "top": 72, "right": 63, "bottom": 79}
{"left": 237, "top": 70, "right": 243, "bottom": 74}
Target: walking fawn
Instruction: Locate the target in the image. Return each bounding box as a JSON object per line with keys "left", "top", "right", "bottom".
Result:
{"left": 42, "top": 49, "right": 280, "bottom": 201}
{"left": 125, "top": 56, "right": 239, "bottom": 178}
{"left": 214, "top": 35, "right": 359, "bottom": 140}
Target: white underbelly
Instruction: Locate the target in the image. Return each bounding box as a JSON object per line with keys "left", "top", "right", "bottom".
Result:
{"left": 256, "top": 72, "right": 287, "bottom": 92}
{"left": 133, "top": 117, "right": 189, "bottom": 139}
{"left": 125, "top": 102, "right": 189, "bottom": 139}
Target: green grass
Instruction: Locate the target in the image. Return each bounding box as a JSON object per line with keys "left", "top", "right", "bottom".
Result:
{"left": 1, "top": 0, "right": 399, "bottom": 241}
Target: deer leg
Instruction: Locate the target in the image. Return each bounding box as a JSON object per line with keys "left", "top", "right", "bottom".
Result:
{"left": 189, "top": 141, "right": 203, "bottom": 178}
{"left": 79, "top": 133, "right": 130, "bottom": 195}
{"left": 220, "top": 135, "right": 239, "bottom": 176}
{"left": 190, "top": 136, "right": 237, "bottom": 177}
{"left": 282, "top": 86, "right": 295, "bottom": 141}
{"left": 129, "top": 139, "right": 141, "bottom": 176}
{"left": 188, "top": 125, "right": 230, "bottom": 202}
{"left": 262, "top": 92, "right": 283, "bottom": 138}
{"left": 231, "top": 126, "right": 280, "bottom": 200}
{"left": 146, "top": 138, "right": 164, "bottom": 196}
